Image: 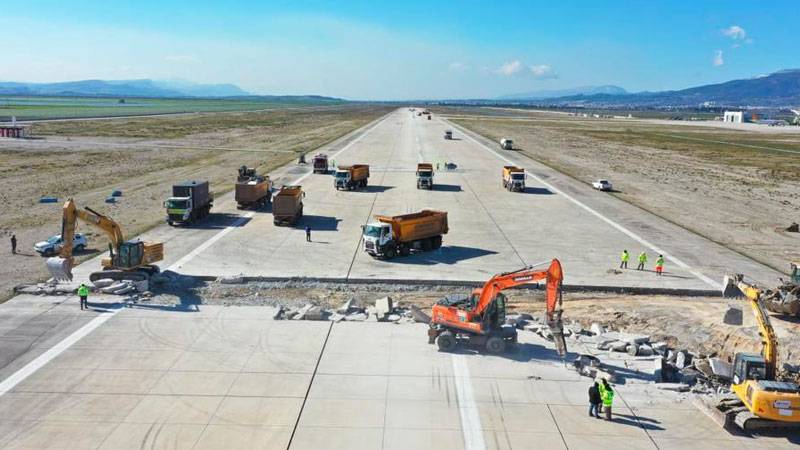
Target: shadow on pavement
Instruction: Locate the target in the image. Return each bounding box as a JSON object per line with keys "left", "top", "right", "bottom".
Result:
{"left": 180, "top": 213, "right": 251, "bottom": 230}
{"left": 392, "top": 246, "right": 497, "bottom": 265}
{"left": 524, "top": 187, "right": 554, "bottom": 195}
{"left": 433, "top": 184, "right": 462, "bottom": 192}
{"left": 301, "top": 215, "right": 341, "bottom": 231}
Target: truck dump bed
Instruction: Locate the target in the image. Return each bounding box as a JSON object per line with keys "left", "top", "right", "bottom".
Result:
{"left": 417, "top": 163, "right": 433, "bottom": 173}
{"left": 339, "top": 164, "right": 370, "bottom": 181}
{"left": 375, "top": 210, "right": 448, "bottom": 243}
{"left": 503, "top": 166, "right": 524, "bottom": 177}
{"left": 273, "top": 186, "right": 304, "bottom": 219}
{"left": 235, "top": 176, "right": 271, "bottom": 204}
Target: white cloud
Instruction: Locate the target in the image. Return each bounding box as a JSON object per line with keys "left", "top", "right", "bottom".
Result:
{"left": 713, "top": 50, "right": 724, "bottom": 66}
{"left": 530, "top": 64, "right": 557, "bottom": 79}
{"left": 496, "top": 60, "right": 523, "bottom": 76}
{"left": 164, "top": 55, "right": 199, "bottom": 64}
{"left": 722, "top": 25, "right": 746, "bottom": 40}
{"left": 448, "top": 62, "right": 467, "bottom": 72}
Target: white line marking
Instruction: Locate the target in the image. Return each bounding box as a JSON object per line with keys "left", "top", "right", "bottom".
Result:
{"left": 451, "top": 354, "right": 486, "bottom": 450}
{"left": 0, "top": 310, "right": 118, "bottom": 396}
{"left": 168, "top": 113, "right": 392, "bottom": 271}
{"left": 448, "top": 120, "right": 722, "bottom": 290}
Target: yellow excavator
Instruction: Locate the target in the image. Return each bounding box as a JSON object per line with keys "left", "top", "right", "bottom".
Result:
{"left": 701, "top": 274, "right": 800, "bottom": 432}
{"left": 46, "top": 198, "right": 164, "bottom": 283}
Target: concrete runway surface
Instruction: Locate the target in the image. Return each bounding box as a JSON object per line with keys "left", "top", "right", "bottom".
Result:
{"left": 0, "top": 109, "right": 795, "bottom": 449}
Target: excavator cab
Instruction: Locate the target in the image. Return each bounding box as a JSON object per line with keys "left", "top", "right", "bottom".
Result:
{"left": 732, "top": 353, "right": 768, "bottom": 385}
{"left": 111, "top": 241, "right": 145, "bottom": 269}
{"left": 791, "top": 262, "right": 800, "bottom": 284}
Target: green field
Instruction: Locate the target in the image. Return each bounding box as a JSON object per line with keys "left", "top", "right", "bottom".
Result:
{"left": 0, "top": 96, "right": 348, "bottom": 121}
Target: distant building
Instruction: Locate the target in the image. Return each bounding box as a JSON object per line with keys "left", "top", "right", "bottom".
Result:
{"left": 723, "top": 110, "right": 753, "bottom": 123}
{"left": 0, "top": 125, "right": 29, "bottom": 138}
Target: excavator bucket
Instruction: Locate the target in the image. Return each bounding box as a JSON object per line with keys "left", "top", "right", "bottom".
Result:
{"left": 46, "top": 257, "right": 73, "bottom": 282}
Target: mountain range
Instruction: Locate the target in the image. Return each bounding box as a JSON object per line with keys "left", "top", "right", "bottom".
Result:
{"left": 0, "top": 79, "right": 250, "bottom": 97}
{"left": 497, "top": 85, "right": 627, "bottom": 100}
{"left": 506, "top": 69, "right": 800, "bottom": 107}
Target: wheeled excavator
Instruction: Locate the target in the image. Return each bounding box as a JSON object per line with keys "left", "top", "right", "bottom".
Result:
{"left": 428, "top": 259, "right": 566, "bottom": 356}
{"left": 698, "top": 274, "right": 800, "bottom": 432}
{"left": 46, "top": 198, "right": 164, "bottom": 283}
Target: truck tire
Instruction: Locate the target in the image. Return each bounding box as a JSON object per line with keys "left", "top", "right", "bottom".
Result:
{"left": 363, "top": 179, "right": 368, "bottom": 187}
{"left": 384, "top": 246, "right": 396, "bottom": 259}
{"left": 431, "top": 236, "right": 442, "bottom": 249}
{"left": 168, "top": 220, "right": 174, "bottom": 226}
{"left": 437, "top": 332, "right": 457, "bottom": 352}
{"left": 421, "top": 239, "right": 432, "bottom": 251}
{"left": 486, "top": 336, "right": 505, "bottom": 354}
{"left": 399, "top": 245, "right": 410, "bottom": 257}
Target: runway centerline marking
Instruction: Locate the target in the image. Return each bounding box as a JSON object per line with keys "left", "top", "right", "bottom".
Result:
{"left": 452, "top": 354, "right": 487, "bottom": 450}
{"left": 447, "top": 118, "right": 722, "bottom": 290}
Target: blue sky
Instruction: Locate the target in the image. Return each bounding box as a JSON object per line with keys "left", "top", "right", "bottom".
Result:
{"left": 1, "top": 1, "right": 797, "bottom": 100}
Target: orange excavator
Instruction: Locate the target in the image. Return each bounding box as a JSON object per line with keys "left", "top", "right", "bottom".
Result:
{"left": 428, "top": 259, "right": 566, "bottom": 356}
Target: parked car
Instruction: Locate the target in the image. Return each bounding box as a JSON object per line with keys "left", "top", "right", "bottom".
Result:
{"left": 592, "top": 179, "right": 613, "bottom": 191}
{"left": 34, "top": 233, "right": 87, "bottom": 256}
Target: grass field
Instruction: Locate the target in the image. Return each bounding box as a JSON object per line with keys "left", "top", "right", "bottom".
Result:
{"left": 0, "top": 95, "right": 347, "bottom": 121}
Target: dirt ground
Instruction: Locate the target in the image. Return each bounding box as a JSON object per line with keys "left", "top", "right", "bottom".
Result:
{"left": 0, "top": 105, "right": 392, "bottom": 300}
{"left": 443, "top": 108, "right": 800, "bottom": 277}
{"left": 143, "top": 279, "right": 800, "bottom": 366}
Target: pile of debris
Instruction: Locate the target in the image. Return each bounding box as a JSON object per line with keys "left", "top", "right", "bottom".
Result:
{"left": 273, "top": 296, "right": 432, "bottom": 324}
{"left": 91, "top": 278, "right": 149, "bottom": 296}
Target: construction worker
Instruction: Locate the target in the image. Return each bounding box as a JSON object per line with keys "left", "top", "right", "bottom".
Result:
{"left": 600, "top": 378, "right": 614, "bottom": 420}
{"left": 305, "top": 225, "right": 311, "bottom": 242}
{"left": 655, "top": 254, "right": 664, "bottom": 276}
{"left": 637, "top": 251, "right": 647, "bottom": 271}
{"left": 588, "top": 381, "right": 602, "bottom": 418}
{"left": 78, "top": 283, "right": 89, "bottom": 310}
{"left": 10, "top": 234, "right": 17, "bottom": 254}
{"left": 619, "top": 249, "right": 629, "bottom": 269}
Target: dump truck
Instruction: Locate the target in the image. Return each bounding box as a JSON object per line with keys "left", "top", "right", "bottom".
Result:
{"left": 312, "top": 153, "right": 329, "bottom": 174}
{"left": 444, "top": 130, "right": 453, "bottom": 140}
{"left": 273, "top": 185, "right": 304, "bottom": 226}
{"left": 362, "top": 210, "right": 448, "bottom": 259}
{"left": 165, "top": 180, "right": 213, "bottom": 226}
{"left": 500, "top": 138, "right": 514, "bottom": 150}
{"left": 416, "top": 163, "right": 434, "bottom": 190}
{"left": 235, "top": 166, "right": 272, "bottom": 209}
{"left": 334, "top": 164, "right": 370, "bottom": 190}
{"left": 502, "top": 166, "right": 525, "bottom": 192}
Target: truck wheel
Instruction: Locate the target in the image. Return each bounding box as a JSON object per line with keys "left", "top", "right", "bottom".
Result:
{"left": 421, "top": 239, "right": 432, "bottom": 251}
{"left": 168, "top": 220, "right": 174, "bottom": 226}
{"left": 384, "top": 247, "right": 396, "bottom": 259}
{"left": 400, "top": 246, "right": 410, "bottom": 257}
{"left": 437, "top": 332, "right": 457, "bottom": 352}
{"left": 363, "top": 179, "right": 368, "bottom": 187}
{"left": 486, "top": 336, "right": 505, "bottom": 354}
{"left": 431, "top": 236, "right": 442, "bottom": 249}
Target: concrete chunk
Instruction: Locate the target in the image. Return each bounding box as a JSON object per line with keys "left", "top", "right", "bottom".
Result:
{"left": 304, "top": 306, "right": 327, "bottom": 321}
{"left": 345, "top": 313, "right": 367, "bottom": 322}
{"left": 292, "top": 304, "right": 313, "bottom": 320}
{"left": 374, "top": 297, "right": 393, "bottom": 315}
{"left": 409, "top": 305, "right": 431, "bottom": 324}
{"left": 337, "top": 298, "right": 354, "bottom": 314}
{"left": 656, "top": 383, "right": 690, "bottom": 392}
{"left": 709, "top": 358, "right": 733, "bottom": 380}
{"left": 92, "top": 278, "right": 115, "bottom": 288}
{"left": 328, "top": 312, "right": 345, "bottom": 322}
{"left": 590, "top": 323, "right": 606, "bottom": 335}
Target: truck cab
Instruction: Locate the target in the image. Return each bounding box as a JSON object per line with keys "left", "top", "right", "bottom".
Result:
{"left": 507, "top": 171, "right": 525, "bottom": 191}
{"left": 334, "top": 169, "right": 351, "bottom": 189}
{"left": 164, "top": 196, "right": 193, "bottom": 223}
{"left": 500, "top": 139, "right": 514, "bottom": 150}
{"left": 362, "top": 222, "right": 393, "bottom": 257}
{"left": 416, "top": 163, "right": 434, "bottom": 190}
{"left": 444, "top": 130, "right": 453, "bottom": 140}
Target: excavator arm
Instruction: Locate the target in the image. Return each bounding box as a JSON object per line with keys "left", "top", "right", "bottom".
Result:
{"left": 474, "top": 259, "right": 564, "bottom": 323}
{"left": 47, "top": 198, "right": 125, "bottom": 281}
{"left": 736, "top": 277, "right": 778, "bottom": 378}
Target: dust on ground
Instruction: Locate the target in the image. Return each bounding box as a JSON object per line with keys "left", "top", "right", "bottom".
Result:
{"left": 442, "top": 108, "right": 800, "bottom": 276}
{"left": 0, "top": 105, "right": 393, "bottom": 301}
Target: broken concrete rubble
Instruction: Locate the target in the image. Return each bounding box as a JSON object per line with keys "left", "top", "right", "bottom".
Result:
{"left": 374, "top": 297, "right": 393, "bottom": 315}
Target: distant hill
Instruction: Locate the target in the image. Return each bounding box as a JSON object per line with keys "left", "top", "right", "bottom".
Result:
{"left": 532, "top": 70, "right": 800, "bottom": 107}
{"left": 0, "top": 79, "right": 251, "bottom": 97}
{"left": 498, "top": 85, "right": 627, "bottom": 100}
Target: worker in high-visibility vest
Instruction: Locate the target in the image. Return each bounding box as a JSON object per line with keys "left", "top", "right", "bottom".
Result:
{"left": 599, "top": 378, "right": 614, "bottom": 420}
{"left": 77, "top": 284, "right": 89, "bottom": 311}
{"left": 619, "top": 250, "right": 629, "bottom": 269}
{"left": 637, "top": 251, "right": 647, "bottom": 271}
{"left": 655, "top": 255, "right": 664, "bottom": 276}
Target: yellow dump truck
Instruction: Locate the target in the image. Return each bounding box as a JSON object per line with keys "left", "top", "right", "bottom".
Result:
{"left": 273, "top": 185, "right": 304, "bottom": 226}
{"left": 362, "top": 210, "right": 448, "bottom": 259}
{"left": 334, "top": 164, "right": 370, "bottom": 190}
{"left": 416, "top": 163, "right": 434, "bottom": 190}
{"left": 235, "top": 166, "right": 272, "bottom": 209}
{"left": 502, "top": 166, "right": 526, "bottom": 192}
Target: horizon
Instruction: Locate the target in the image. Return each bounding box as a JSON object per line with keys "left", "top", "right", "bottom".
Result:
{"left": 1, "top": 1, "right": 798, "bottom": 100}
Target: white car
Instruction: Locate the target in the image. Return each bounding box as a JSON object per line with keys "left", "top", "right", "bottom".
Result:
{"left": 34, "top": 233, "right": 87, "bottom": 256}
{"left": 592, "top": 180, "right": 613, "bottom": 191}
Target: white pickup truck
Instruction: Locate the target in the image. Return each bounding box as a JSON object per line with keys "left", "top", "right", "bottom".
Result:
{"left": 34, "top": 233, "right": 87, "bottom": 256}
{"left": 592, "top": 179, "right": 613, "bottom": 191}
